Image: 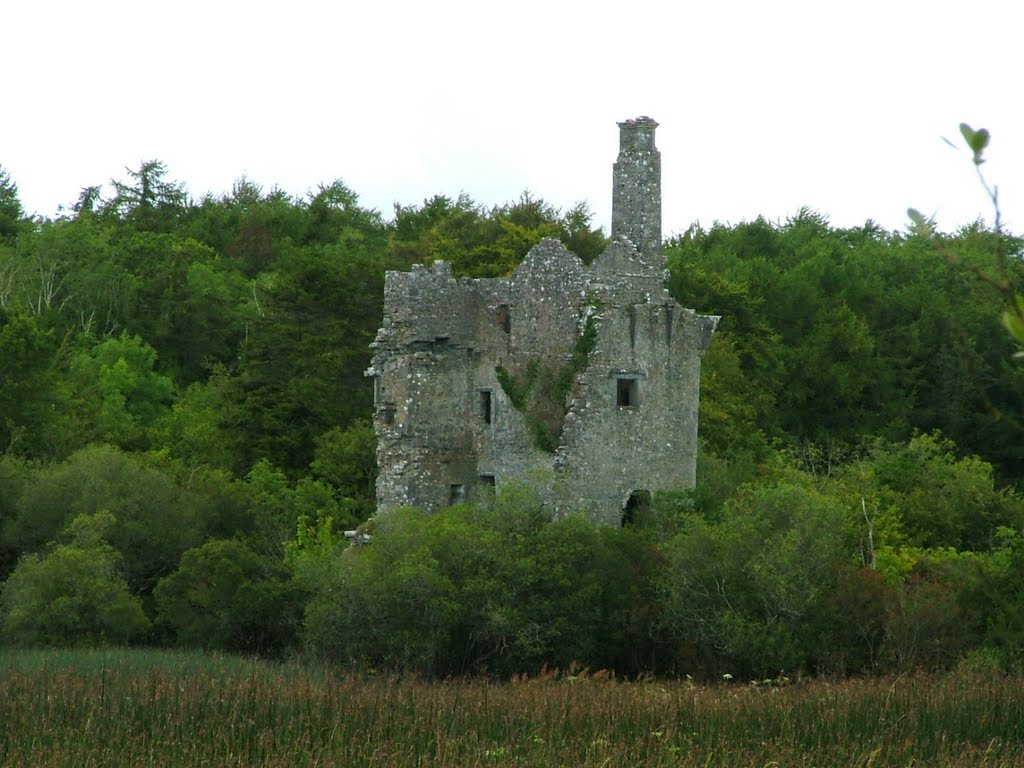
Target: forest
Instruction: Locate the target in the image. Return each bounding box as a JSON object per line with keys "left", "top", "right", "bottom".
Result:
{"left": 1, "top": 157, "right": 1024, "bottom": 680}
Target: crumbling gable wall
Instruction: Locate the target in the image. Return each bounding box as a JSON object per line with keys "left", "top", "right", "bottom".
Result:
{"left": 369, "top": 242, "right": 590, "bottom": 513}
{"left": 368, "top": 117, "right": 718, "bottom": 523}
{"left": 554, "top": 241, "right": 718, "bottom": 521}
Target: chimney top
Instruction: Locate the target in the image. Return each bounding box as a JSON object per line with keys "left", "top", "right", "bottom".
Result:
{"left": 617, "top": 116, "right": 659, "bottom": 152}
{"left": 611, "top": 117, "right": 662, "bottom": 257}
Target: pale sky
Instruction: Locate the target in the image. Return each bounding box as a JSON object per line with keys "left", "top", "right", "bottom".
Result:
{"left": 5, "top": 0, "right": 1022, "bottom": 237}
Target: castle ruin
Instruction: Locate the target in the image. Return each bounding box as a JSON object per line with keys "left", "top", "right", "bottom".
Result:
{"left": 366, "top": 117, "right": 719, "bottom": 525}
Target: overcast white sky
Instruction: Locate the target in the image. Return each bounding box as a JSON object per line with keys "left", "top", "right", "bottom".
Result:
{"left": 5, "top": 0, "right": 1022, "bottom": 237}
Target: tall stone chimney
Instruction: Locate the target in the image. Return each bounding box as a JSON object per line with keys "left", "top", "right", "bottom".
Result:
{"left": 611, "top": 116, "right": 661, "bottom": 257}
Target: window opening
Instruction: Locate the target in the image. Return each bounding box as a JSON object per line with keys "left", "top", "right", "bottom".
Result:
{"left": 479, "top": 474, "right": 496, "bottom": 488}
{"left": 616, "top": 376, "right": 641, "bottom": 407}
{"left": 449, "top": 484, "right": 466, "bottom": 506}
{"left": 496, "top": 304, "right": 511, "bottom": 334}
{"left": 479, "top": 389, "right": 493, "bottom": 424}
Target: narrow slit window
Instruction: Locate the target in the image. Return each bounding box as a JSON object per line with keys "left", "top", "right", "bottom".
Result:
{"left": 496, "top": 304, "right": 511, "bottom": 334}
{"left": 479, "top": 389, "right": 493, "bottom": 424}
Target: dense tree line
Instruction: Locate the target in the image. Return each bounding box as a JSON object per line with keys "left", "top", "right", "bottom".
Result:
{"left": 1, "top": 161, "right": 1023, "bottom": 677}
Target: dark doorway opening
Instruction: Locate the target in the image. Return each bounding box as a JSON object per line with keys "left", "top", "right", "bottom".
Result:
{"left": 449, "top": 484, "right": 466, "bottom": 506}
{"left": 622, "top": 490, "right": 651, "bottom": 526}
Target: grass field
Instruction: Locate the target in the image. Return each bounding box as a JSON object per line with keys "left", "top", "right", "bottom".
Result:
{"left": 2, "top": 648, "right": 1022, "bottom": 767}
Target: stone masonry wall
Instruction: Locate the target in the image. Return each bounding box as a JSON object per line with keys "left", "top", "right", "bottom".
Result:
{"left": 368, "top": 117, "right": 719, "bottom": 523}
{"left": 612, "top": 117, "right": 662, "bottom": 260}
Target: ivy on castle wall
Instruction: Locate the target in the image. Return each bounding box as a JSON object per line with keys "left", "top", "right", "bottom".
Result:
{"left": 496, "top": 316, "right": 597, "bottom": 453}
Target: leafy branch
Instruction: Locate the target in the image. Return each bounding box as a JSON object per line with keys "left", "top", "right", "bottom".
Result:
{"left": 909, "top": 124, "right": 1022, "bottom": 346}
{"left": 909, "top": 124, "right": 1024, "bottom": 432}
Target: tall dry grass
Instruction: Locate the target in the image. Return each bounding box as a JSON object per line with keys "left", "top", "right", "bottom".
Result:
{"left": 1, "top": 649, "right": 1022, "bottom": 767}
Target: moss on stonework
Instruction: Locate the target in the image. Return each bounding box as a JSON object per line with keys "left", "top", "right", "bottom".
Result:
{"left": 495, "top": 316, "right": 596, "bottom": 453}
{"left": 496, "top": 359, "right": 539, "bottom": 411}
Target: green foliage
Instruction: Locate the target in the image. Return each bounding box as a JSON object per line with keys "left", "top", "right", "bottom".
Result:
{"left": 104, "top": 231, "right": 253, "bottom": 383}
{"left": 974, "top": 528, "right": 1024, "bottom": 667}
{"left": 503, "top": 516, "right": 661, "bottom": 673}
{"left": 0, "top": 456, "right": 31, "bottom": 579}
{"left": 303, "top": 506, "right": 488, "bottom": 672}
{"left": 310, "top": 419, "right": 377, "bottom": 520}
{"left": 1, "top": 511, "right": 150, "bottom": 646}
{"left": 845, "top": 432, "right": 1024, "bottom": 552}
{"left": 568, "top": 314, "right": 598, "bottom": 376}
{"left": 236, "top": 242, "right": 384, "bottom": 474}
{"left": 64, "top": 332, "right": 174, "bottom": 450}
{"left": 390, "top": 192, "right": 607, "bottom": 277}
{"left": 184, "top": 179, "right": 307, "bottom": 277}
{"left": 284, "top": 508, "right": 343, "bottom": 599}
{"left": 0, "top": 309, "right": 59, "bottom": 457}
{"left": 0, "top": 165, "right": 25, "bottom": 241}
{"left": 240, "top": 458, "right": 359, "bottom": 561}
{"left": 659, "top": 475, "right": 852, "bottom": 677}
{"left": 147, "top": 366, "right": 245, "bottom": 471}
{"left": 154, "top": 539, "right": 300, "bottom": 654}
{"left": 666, "top": 213, "right": 1024, "bottom": 480}
{"left": 103, "top": 160, "right": 186, "bottom": 232}
{"left": 303, "top": 490, "right": 660, "bottom": 676}
{"left": 694, "top": 334, "right": 773, "bottom": 455}
{"left": 3, "top": 155, "right": 1024, "bottom": 677}
{"left": 669, "top": 434, "right": 1024, "bottom": 675}
{"left": 960, "top": 122, "right": 991, "bottom": 166}
{"left": 4, "top": 445, "right": 209, "bottom": 598}
{"left": 1002, "top": 294, "right": 1024, "bottom": 347}
{"left": 304, "top": 180, "right": 385, "bottom": 246}
{"left": 496, "top": 361, "right": 537, "bottom": 411}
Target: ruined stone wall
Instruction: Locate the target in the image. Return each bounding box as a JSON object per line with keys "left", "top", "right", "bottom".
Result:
{"left": 370, "top": 242, "right": 591, "bottom": 513}
{"left": 371, "top": 262, "right": 484, "bottom": 511}
{"left": 368, "top": 116, "right": 719, "bottom": 523}
{"left": 370, "top": 237, "right": 717, "bottom": 520}
{"left": 555, "top": 297, "right": 717, "bottom": 523}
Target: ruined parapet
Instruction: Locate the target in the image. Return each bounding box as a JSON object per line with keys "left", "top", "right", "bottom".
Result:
{"left": 611, "top": 116, "right": 662, "bottom": 260}
{"left": 375, "top": 261, "right": 475, "bottom": 349}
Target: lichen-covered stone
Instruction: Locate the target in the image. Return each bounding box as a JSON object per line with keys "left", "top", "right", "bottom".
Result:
{"left": 612, "top": 116, "right": 662, "bottom": 260}
{"left": 367, "top": 118, "right": 718, "bottom": 525}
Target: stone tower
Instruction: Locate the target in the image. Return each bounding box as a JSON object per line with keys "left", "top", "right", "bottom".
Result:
{"left": 367, "top": 118, "right": 718, "bottom": 524}
{"left": 611, "top": 116, "right": 662, "bottom": 258}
